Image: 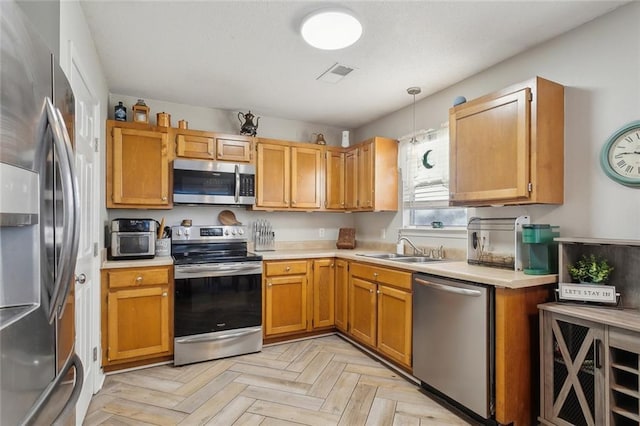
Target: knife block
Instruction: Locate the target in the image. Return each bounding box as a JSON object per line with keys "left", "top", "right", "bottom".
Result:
{"left": 336, "top": 228, "right": 356, "bottom": 249}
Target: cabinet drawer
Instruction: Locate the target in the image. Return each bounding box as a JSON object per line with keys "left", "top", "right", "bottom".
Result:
{"left": 264, "top": 260, "right": 308, "bottom": 277}
{"left": 107, "top": 267, "right": 169, "bottom": 289}
{"left": 350, "top": 262, "right": 412, "bottom": 291}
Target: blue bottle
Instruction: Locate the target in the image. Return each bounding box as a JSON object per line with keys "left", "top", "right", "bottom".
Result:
{"left": 114, "top": 101, "right": 127, "bottom": 121}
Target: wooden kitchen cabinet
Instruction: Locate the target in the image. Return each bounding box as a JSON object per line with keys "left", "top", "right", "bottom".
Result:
{"left": 263, "top": 260, "right": 309, "bottom": 336}
{"left": 325, "top": 147, "right": 345, "bottom": 210}
{"left": 344, "top": 148, "right": 358, "bottom": 210}
{"left": 101, "top": 265, "right": 173, "bottom": 370}
{"left": 106, "top": 120, "right": 171, "bottom": 208}
{"left": 334, "top": 259, "right": 349, "bottom": 332}
{"left": 175, "top": 130, "right": 253, "bottom": 163}
{"left": 255, "top": 139, "right": 323, "bottom": 210}
{"left": 348, "top": 261, "right": 412, "bottom": 368}
{"left": 350, "top": 137, "right": 398, "bottom": 211}
{"left": 175, "top": 130, "right": 215, "bottom": 160}
{"left": 215, "top": 133, "right": 253, "bottom": 163}
{"left": 312, "top": 259, "right": 335, "bottom": 329}
{"left": 449, "top": 76, "right": 564, "bottom": 206}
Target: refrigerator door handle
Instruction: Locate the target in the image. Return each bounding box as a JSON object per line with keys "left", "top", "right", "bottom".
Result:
{"left": 44, "top": 98, "right": 79, "bottom": 323}
{"left": 53, "top": 106, "right": 80, "bottom": 320}
{"left": 21, "top": 353, "right": 84, "bottom": 426}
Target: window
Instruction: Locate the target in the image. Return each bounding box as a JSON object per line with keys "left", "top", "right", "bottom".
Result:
{"left": 400, "top": 127, "right": 467, "bottom": 228}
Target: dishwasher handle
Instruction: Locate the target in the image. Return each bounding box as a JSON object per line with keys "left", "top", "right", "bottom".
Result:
{"left": 414, "top": 277, "right": 482, "bottom": 297}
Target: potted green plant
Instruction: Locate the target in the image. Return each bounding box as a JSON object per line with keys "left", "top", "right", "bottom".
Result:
{"left": 567, "top": 254, "right": 614, "bottom": 284}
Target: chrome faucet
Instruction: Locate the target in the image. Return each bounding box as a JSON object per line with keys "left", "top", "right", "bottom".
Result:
{"left": 397, "top": 236, "right": 424, "bottom": 256}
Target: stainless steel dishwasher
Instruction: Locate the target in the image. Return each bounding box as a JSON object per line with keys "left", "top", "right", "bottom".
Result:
{"left": 413, "top": 273, "right": 495, "bottom": 420}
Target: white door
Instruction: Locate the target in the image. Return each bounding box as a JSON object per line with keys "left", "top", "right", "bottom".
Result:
{"left": 68, "top": 44, "right": 101, "bottom": 424}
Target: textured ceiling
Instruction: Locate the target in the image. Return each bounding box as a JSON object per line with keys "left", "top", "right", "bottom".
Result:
{"left": 81, "top": 1, "right": 626, "bottom": 128}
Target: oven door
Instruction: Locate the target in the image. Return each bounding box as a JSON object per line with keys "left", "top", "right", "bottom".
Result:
{"left": 173, "top": 262, "right": 262, "bottom": 365}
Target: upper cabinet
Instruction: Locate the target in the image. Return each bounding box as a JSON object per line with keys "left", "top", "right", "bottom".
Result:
{"left": 449, "top": 77, "right": 564, "bottom": 206}
{"left": 325, "top": 147, "right": 345, "bottom": 210}
{"left": 106, "top": 120, "right": 171, "bottom": 209}
{"left": 352, "top": 137, "right": 399, "bottom": 212}
{"left": 175, "top": 130, "right": 253, "bottom": 163}
{"left": 255, "top": 138, "right": 323, "bottom": 210}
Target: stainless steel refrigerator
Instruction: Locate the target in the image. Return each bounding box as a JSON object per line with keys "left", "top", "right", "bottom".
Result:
{"left": 0, "top": 1, "right": 83, "bottom": 424}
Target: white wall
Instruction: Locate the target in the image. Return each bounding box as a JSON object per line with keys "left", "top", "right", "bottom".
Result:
{"left": 108, "top": 94, "right": 352, "bottom": 147}
{"left": 105, "top": 95, "right": 356, "bottom": 243}
{"left": 354, "top": 2, "right": 640, "bottom": 243}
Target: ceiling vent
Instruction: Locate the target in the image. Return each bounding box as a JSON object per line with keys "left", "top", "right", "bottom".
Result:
{"left": 317, "top": 63, "right": 355, "bottom": 83}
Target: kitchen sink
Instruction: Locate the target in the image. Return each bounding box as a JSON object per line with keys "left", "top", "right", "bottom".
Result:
{"left": 357, "top": 253, "right": 412, "bottom": 259}
{"left": 390, "top": 256, "right": 442, "bottom": 263}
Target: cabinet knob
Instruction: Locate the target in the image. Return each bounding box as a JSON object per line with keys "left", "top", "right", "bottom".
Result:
{"left": 377, "top": 290, "right": 381, "bottom": 294}
{"left": 330, "top": 264, "right": 334, "bottom": 268}
{"left": 162, "top": 292, "right": 167, "bottom": 297}
{"left": 373, "top": 272, "right": 378, "bottom": 278}
{"left": 292, "top": 200, "right": 296, "bottom": 205}
{"left": 136, "top": 276, "right": 143, "bottom": 282}
{"left": 369, "top": 289, "right": 373, "bottom": 293}
{"left": 219, "top": 152, "right": 223, "bottom": 156}
{"left": 162, "top": 196, "right": 167, "bottom": 201}
{"left": 267, "top": 281, "right": 272, "bottom": 287}
{"left": 285, "top": 266, "right": 291, "bottom": 271}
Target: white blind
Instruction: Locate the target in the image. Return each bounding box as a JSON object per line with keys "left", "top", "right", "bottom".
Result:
{"left": 401, "top": 127, "right": 450, "bottom": 208}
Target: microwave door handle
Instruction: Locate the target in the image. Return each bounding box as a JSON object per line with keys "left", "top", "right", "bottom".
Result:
{"left": 53, "top": 106, "right": 81, "bottom": 320}
{"left": 234, "top": 164, "right": 240, "bottom": 203}
{"left": 44, "top": 98, "right": 76, "bottom": 323}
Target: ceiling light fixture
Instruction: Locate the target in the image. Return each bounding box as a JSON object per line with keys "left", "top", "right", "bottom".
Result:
{"left": 407, "top": 87, "right": 421, "bottom": 143}
{"left": 300, "top": 8, "right": 362, "bottom": 50}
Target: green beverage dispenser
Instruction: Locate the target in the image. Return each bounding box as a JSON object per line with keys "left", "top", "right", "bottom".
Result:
{"left": 522, "top": 224, "right": 560, "bottom": 275}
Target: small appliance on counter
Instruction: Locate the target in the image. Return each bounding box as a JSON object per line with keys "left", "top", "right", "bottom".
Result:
{"left": 522, "top": 224, "right": 560, "bottom": 275}
{"left": 467, "top": 216, "right": 530, "bottom": 270}
{"left": 110, "top": 218, "right": 157, "bottom": 260}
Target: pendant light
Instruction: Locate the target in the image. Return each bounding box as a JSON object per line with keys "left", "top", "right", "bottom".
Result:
{"left": 407, "top": 87, "right": 421, "bottom": 143}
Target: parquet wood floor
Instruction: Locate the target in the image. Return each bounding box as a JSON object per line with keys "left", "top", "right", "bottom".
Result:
{"left": 84, "top": 335, "right": 472, "bottom": 425}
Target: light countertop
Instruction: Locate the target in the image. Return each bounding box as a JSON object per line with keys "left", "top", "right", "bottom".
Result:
{"left": 101, "top": 248, "right": 557, "bottom": 289}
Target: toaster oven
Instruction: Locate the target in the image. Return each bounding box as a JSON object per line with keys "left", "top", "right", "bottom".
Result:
{"left": 110, "top": 218, "right": 157, "bottom": 260}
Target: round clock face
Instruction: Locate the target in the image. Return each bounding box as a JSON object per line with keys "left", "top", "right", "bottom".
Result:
{"left": 601, "top": 121, "right": 640, "bottom": 187}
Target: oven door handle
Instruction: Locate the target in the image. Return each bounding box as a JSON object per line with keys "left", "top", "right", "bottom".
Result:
{"left": 175, "top": 327, "right": 261, "bottom": 344}
{"left": 176, "top": 264, "right": 262, "bottom": 277}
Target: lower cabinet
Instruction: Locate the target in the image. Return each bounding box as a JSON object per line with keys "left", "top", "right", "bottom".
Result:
{"left": 334, "top": 259, "right": 349, "bottom": 332}
{"left": 263, "top": 260, "right": 309, "bottom": 336}
{"left": 540, "top": 305, "right": 640, "bottom": 426}
{"left": 348, "top": 262, "right": 412, "bottom": 368}
{"left": 263, "top": 258, "right": 338, "bottom": 338}
{"left": 101, "top": 265, "right": 173, "bottom": 368}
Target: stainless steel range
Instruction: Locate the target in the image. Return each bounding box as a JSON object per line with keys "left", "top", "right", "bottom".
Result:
{"left": 172, "top": 224, "right": 262, "bottom": 366}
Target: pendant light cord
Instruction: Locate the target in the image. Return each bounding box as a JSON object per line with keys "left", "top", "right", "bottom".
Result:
{"left": 407, "top": 87, "right": 421, "bottom": 144}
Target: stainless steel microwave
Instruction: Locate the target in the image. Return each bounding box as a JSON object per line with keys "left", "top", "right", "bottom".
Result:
{"left": 173, "top": 159, "right": 255, "bottom": 206}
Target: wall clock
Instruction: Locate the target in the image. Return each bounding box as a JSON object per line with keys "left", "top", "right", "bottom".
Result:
{"left": 600, "top": 120, "right": 640, "bottom": 187}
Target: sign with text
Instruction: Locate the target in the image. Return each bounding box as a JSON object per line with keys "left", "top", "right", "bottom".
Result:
{"left": 558, "top": 282, "right": 617, "bottom": 304}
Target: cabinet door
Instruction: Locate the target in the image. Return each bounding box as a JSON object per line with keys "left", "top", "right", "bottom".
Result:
{"left": 216, "top": 136, "right": 252, "bottom": 163}
{"left": 106, "top": 286, "right": 170, "bottom": 361}
{"left": 312, "top": 259, "right": 335, "bottom": 329}
{"left": 349, "top": 277, "right": 377, "bottom": 347}
{"left": 449, "top": 88, "right": 531, "bottom": 204}
{"left": 175, "top": 134, "right": 215, "bottom": 159}
{"left": 377, "top": 285, "right": 412, "bottom": 367}
{"left": 109, "top": 127, "right": 170, "bottom": 207}
{"left": 326, "top": 149, "right": 345, "bottom": 209}
{"left": 541, "top": 311, "right": 605, "bottom": 426}
{"left": 344, "top": 148, "right": 358, "bottom": 209}
{"left": 334, "top": 259, "right": 348, "bottom": 332}
{"left": 358, "top": 142, "right": 374, "bottom": 210}
{"left": 256, "top": 142, "right": 290, "bottom": 208}
{"left": 264, "top": 274, "right": 308, "bottom": 336}
{"left": 291, "top": 146, "right": 322, "bottom": 209}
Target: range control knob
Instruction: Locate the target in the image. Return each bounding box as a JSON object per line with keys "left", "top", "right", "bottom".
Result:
{"left": 232, "top": 229, "right": 237, "bottom": 235}
{"left": 238, "top": 228, "right": 245, "bottom": 235}
{"left": 176, "top": 229, "right": 182, "bottom": 236}
{"left": 224, "top": 229, "right": 230, "bottom": 236}
{"left": 184, "top": 229, "right": 190, "bottom": 236}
